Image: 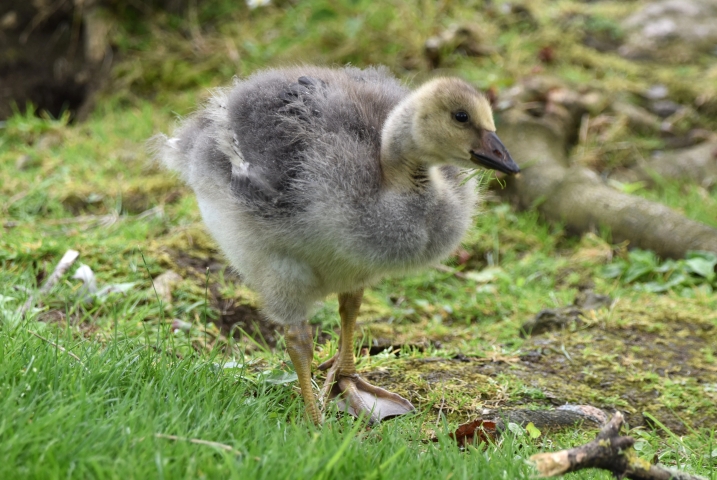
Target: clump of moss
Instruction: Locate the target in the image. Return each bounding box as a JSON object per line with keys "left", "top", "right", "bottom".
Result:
{"left": 353, "top": 294, "right": 717, "bottom": 433}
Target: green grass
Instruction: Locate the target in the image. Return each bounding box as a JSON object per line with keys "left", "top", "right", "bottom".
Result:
{"left": 2, "top": 0, "right": 717, "bottom": 478}
{"left": 0, "top": 324, "right": 562, "bottom": 479}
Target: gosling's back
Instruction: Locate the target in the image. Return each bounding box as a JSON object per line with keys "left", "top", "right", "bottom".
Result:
{"left": 160, "top": 65, "right": 408, "bottom": 218}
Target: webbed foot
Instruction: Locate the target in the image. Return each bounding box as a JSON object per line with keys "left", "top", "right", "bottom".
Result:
{"left": 320, "top": 355, "right": 414, "bottom": 424}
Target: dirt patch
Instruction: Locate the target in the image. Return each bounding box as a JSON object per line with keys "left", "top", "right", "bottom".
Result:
{"left": 213, "top": 297, "right": 276, "bottom": 348}
{"left": 170, "top": 251, "right": 277, "bottom": 346}
{"left": 148, "top": 229, "right": 275, "bottom": 346}
{"left": 37, "top": 309, "right": 68, "bottom": 325}
{"left": 1, "top": 2, "right": 189, "bottom": 121}
{"left": 150, "top": 224, "right": 226, "bottom": 276}
{"left": 170, "top": 249, "right": 228, "bottom": 278}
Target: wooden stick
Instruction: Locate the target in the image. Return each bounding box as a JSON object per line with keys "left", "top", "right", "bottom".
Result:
{"left": 19, "top": 249, "right": 79, "bottom": 317}
{"left": 530, "top": 412, "right": 707, "bottom": 480}
{"left": 28, "top": 330, "right": 87, "bottom": 370}
{"left": 154, "top": 433, "right": 241, "bottom": 455}
{"left": 498, "top": 109, "right": 717, "bottom": 259}
{"left": 433, "top": 264, "right": 467, "bottom": 279}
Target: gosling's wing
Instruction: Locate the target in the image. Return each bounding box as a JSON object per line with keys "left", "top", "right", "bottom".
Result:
{"left": 228, "top": 76, "right": 327, "bottom": 212}
{"left": 277, "top": 76, "right": 327, "bottom": 122}
{"left": 220, "top": 72, "right": 328, "bottom": 214}
{"left": 230, "top": 162, "right": 284, "bottom": 207}
{"left": 156, "top": 73, "right": 331, "bottom": 211}
{"left": 224, "top": 67, "right": 407, "bottom": 213}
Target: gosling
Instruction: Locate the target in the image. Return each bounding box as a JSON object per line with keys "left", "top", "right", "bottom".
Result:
{"left": 155, "top": 66, "right": 519, "bottom": 425}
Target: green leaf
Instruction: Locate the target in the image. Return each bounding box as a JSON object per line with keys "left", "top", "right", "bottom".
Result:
{"left": 603, "top": 262, "right": 626, "bottom": 278}
{"left": 627, "top": 249, "right": 658, "bottom": 265}
{"left": 686, "top": 250, "right": 717, "bottom": 262}
{"left": 639, "top": 282, "right": 669, "bottom": 293}
{"left": 525, "top": 422, "right": 541, "bottom": 439}
{"left": 262, "top": 371, "right": 298, "bottom": 385}
{"left": 612, "top": 180, "right": 646, "bottom": 194}
{"left": 653, "top": 259, "right": 678, "bottom": 273}
{"left": 310, "top": 8, "right": 337, "bottom": 22}
{"left": 684, "top": 257, "right": 716, "bottom": 281}
{"left": 623, "top": 262, "right": 656, "bottom": 283}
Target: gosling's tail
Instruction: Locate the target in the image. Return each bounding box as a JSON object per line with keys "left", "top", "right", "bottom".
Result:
{"left": 148, "top": 132, "right": 188, "bottom": 178}
{"left": 150, "top": 85, "right": 242, "bottom": 180}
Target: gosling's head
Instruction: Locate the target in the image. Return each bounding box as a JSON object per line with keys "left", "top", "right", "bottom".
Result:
{"left": 400, "top": 77, "right": 519, "bottom": 174}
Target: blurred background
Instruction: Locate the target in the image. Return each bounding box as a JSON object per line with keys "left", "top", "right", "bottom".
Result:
{"left": 3, "top": 0, "right": 716, "bottom": 122}
{"left": 1, "top": 2, "right": 717, "bottom": 475}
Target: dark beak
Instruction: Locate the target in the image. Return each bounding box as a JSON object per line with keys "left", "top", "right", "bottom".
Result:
{"left": 470, "top": 131, "right": 520, "bottom": 175}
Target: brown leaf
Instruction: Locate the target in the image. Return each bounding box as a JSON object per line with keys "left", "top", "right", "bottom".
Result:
{"left": 454, "top": 247, "right": 472, "bottom": 266}
{"left": 450, "top": 419, "right": 498, "bottom": 447}
{"left": 538, "top": 46, "right": 556, "bottom": 64}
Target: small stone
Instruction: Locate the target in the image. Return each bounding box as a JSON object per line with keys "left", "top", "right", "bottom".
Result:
{"left": 621, "top": 0, "right": 717, "bottom": 60}
{"left": 611, "top": 101, "right": 662, "bottom": 134}
{"left": 650, "top": 100, "right": 682, "bottom": 118}
{"left": 579, "top": 91, "right": 607, "bottom": 114}
{"left": 171, "top": 318, "right": 192, "bottom": 331}
{"left": 152, "top": 270, "right": 183, "bottom": 306}
{"left": 644, "top": 84, "right": 668, "bottom": 100}
{"left": 424, "top": 23, "right": 495, "bottom": 68}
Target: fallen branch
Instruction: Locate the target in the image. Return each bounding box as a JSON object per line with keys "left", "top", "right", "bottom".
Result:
{"left": 19, "top": 249, "right": 80, "bottom": 317}
{"left": 530, "top": 412, "right": 707, "bottom": 480}
{"left": 612, "top": 139, "right": 717, "bottom": 189}
{"left": 497, "top": 110, "right": 717, "bottom": 259}
{"left": 491, "top": 405, "right": 608, "bottom": 431}
{"left": 521, "top": 289, "right": 613, "bottom": 337}
{"left": 433, "top": 264, "right": 467, "bottom": 279}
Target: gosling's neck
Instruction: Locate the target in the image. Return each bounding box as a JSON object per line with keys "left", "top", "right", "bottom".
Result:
{"left": 380, "top": 100, "right": 436, "bottom": 191}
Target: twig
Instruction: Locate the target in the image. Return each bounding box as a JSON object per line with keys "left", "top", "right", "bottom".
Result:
{"left": 435, "top": 392, "right": 446, "bottom": 428}
{"left": 19, "top": 249, "right": 80, "bottom": 317}
{"left": 11, "top": 207, "right": 162, "bottom": 230}
{"left": 433, "top": 264, "right": 467, "bottom": 279}
{"left": 28, "top": 330, "right": 87, "bottom": 370}
{"left": 530, "top": 412, "right": 707, "bottom": 480}
{"left": 577, "top": 113, "right": 590, "bottom": 162}
{"left": 154, "top": 433, "right": 241, "bottom": 455}
{"left": 3, "top": 191, "right": 29, "bottom": 213}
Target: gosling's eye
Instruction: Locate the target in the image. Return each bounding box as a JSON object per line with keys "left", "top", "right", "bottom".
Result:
{"left": 453, "top": 111, "right": 469, "bottom": 123}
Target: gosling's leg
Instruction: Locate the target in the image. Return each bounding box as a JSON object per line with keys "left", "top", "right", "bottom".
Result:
{"left": 319, "top": 290, "right": 414, "bottom": 424}
{"left": 285, "top": 323, "right": 321, "bottom": 425}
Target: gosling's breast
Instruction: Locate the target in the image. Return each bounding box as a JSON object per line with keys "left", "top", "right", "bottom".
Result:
{"left": 422, "top": 166, "right": 477, "bottom": 259}
{"left": 346, "top": 167, "right": 476, "bottom": 269}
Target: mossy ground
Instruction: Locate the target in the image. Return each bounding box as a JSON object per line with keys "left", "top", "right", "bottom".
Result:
{"left": 1, "top": 0, "right": 717, "bottom": 478}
